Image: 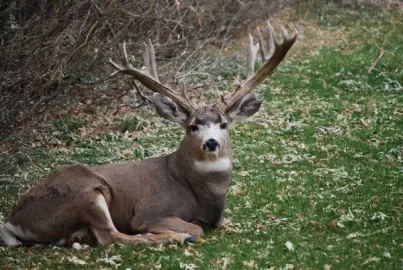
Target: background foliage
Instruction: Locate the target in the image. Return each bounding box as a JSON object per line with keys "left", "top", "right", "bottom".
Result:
{"left": 1, "top": 0, "right": 401, "bottom": 146}
{"left": 0, "top": 0, "right": 287, "bottom": 144}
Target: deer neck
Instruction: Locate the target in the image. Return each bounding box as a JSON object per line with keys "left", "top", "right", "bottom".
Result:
{"left": 167, "top": 136, "right": 233, "bottom": 197}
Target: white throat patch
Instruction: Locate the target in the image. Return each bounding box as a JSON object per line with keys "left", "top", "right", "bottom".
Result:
{"left": 194, "top": 157, "right": 231, "bottom": 172}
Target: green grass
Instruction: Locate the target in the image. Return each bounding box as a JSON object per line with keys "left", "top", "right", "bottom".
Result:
{"left": 1, "top": 8, "right": 402, "bottom": 269}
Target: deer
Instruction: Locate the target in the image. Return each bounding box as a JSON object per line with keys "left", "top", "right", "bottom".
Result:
{"left": 1, "top": 22, "right": 297, "bottom": 247}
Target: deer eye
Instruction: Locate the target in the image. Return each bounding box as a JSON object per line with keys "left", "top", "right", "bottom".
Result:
{"left": 189, "top": 125, "right": 199, "bottom": 132}
{"left": 220, "top": 123, "right": 228, "bottom": 130}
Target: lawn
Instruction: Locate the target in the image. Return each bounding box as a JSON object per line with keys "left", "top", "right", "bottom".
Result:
{"left": 1, "top": 7, "right": 402, "bottom": 269}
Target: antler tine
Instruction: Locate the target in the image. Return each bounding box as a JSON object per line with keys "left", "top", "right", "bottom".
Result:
{"left": 148, "top": 39, "right": 159, "bottom": 82}
{"left": 122, "top": 41, "right": 130, "bottom": 67}
{"left": 222, "top": 23, "right": 298, "bottom": 111}
{"left": 257, "top": 27, "right": 266, "bottom": 61}
{"left": 266, "top": 21, "right": 276, "bottom": 60}
{"left": 142, "top": 42, "right": 150, "bottom": 74}
{"left": 108, "top": 41, "right": 131, "bottom": 76}
{"left": 247, "top": 33, "right": 260, "bottom": 78}
{"left": 141, "top": 40, "right": 159, "bottom": 82}
{"left": 109, "top": 41, "right": 197, "bottom": 113}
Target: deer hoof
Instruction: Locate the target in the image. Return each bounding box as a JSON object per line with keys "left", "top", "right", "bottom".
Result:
{"left": 184, "top": 235, "right": 196, "bottom": 243}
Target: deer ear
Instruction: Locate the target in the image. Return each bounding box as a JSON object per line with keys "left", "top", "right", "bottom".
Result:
{"left": 225, "top": 93, "right": 262, "bottom": 122}
{"left": 151, "top": 93, "right": 189, "bottom": 124}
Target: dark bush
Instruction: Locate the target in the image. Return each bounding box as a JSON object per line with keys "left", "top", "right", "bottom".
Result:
{"left": 0, "top": 0, "right": 292, "bottom": 144}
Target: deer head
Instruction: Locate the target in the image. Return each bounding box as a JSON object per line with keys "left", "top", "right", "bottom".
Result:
{"left": 109, "top": 22, "right": 297, "bottom": 160}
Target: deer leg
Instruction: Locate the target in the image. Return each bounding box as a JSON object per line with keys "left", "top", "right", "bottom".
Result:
{"left": 86, "top": 193, "right": 192, "bottom": 245}
{"left": 133, "top": 216, "right": 204, "bottom": 239}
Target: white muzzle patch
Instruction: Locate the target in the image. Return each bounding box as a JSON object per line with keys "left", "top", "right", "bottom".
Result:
{"left": 199, "top": 123, "right": 225, "bottom": 154}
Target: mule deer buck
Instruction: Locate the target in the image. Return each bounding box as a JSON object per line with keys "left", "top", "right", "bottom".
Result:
{"left": 1, "top": 22, "right": 297, "bottom": 247}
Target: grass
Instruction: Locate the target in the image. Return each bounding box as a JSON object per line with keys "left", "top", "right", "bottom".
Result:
{"left": 1, "top": 7, "right": 402, "bottom": 269}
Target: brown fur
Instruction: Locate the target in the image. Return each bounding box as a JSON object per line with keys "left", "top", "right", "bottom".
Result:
{"left": 3, "top": 108, "right": 233, "bottom": 246}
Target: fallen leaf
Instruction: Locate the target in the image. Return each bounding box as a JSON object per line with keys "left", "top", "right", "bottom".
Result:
{"left": 221, "top": 256, "right": 233, "bottom": 269}
{"left": 242, "top": 260, "right": 257, "bottom": 268}
{"left": 72, "top": 242, "right": 89, "bottom": 250}
{"left": 97, "top": 254, "right": 122, "bottom": 269}
{"left": 362, "top": 256, "right": 380, "bottom": 265}
{"left": 284, "top": 264, "right": 294, "bottom": 270}
{"left": 67, "top": 256, "right": 86, "bottom": 265}
{"left": 256, "top": 224, "right": 267, "bottom": 230}
{"left": 329, "top": 220, "right": 339, "bottom": 228}
{"left": 184, "top": 248, "right": 192, "bottom": 257}
{"left": 180, "top": 262, "right": 197, "bottom": 270}
{"left": 371, "top": 212, "right": 388, "bottom": 221}
{"left": 285, "top": 241, "right": 294, "bottom": 251}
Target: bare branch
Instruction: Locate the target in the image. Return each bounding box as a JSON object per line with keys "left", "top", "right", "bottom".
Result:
{"left": 216, "top": 2, "right": 251, "bottom": 61}
{"left": 368, "top": 31, "right": 397, "bottom": 73}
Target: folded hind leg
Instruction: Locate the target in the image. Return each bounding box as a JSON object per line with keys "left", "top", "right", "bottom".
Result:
{"left": 86, "top": 193, "right": 191, "bottom": 245}
{"left": 133, "top": 216, "right": 204, "bottom": 241}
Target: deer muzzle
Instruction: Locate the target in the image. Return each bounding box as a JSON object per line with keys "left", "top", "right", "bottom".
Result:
{"left": 203, "top": 138, "right": 220, "bottom": 152}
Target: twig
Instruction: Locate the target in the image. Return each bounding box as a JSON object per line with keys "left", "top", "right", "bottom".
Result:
{"left": 104, "top": 82, "right": 133, "bottom": 115}
{"left": 215, "top": 2, "right": 250, "bottom": 61}
{"left": 368, "top": 31, "right": 396, "bottom": 73}
{"left": 72, "top": 77, "right": 108, "bottom": 85}
{"left": 123, "top": 10, "right": 182, "bottom": 23}
{"left": 167, "top": 7, "right": 190, "bottom": 42}
{"left": 368, "top": 41, "right": 388, "bottom": 73}
{"left": 189, "top": 83, "right": 210, "bottom": 90}
{"left": 70, "top": 20, "right": 99, "bottom": 56}
{"left": 174, "top": 39, "right": 209, "bottom": 79}
{"left": 77, "top": 7, "right": 91, "bottom": 37}
{"left": 176, "top": 71, "right": 212, "bottom": 80}
{"left": 111, "top": 81, "right": 153, "bottom": 115}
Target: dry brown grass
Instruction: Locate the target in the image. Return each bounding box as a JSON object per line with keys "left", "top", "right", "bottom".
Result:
{"left": 1, "top": 0, "right": 400, "bottom": 151}
{"left": 0, "top": 0, "right": 289, "bottom": 148}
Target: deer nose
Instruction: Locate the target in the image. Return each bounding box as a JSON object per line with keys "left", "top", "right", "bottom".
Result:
{"left": 204, "top": 138, "right": 220, "bottom": 151}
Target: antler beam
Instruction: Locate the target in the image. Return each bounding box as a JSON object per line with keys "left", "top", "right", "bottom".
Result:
{"left": 109, "top": 40, "right": 197, "bottom": 113}
{"left": 222, "top": 22, "right": 298, "bottom": 111}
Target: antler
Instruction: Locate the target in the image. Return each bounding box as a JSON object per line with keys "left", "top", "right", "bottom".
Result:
{"left": 109, "top": 40, "right": 197, "bottom": 113}
{"left": 222, "top": 21, "right": 298, "bottom": 111}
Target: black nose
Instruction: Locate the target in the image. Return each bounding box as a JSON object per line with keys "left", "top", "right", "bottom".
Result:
{"left": 204, "top": 138, "right": 220, "bottom": 151}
